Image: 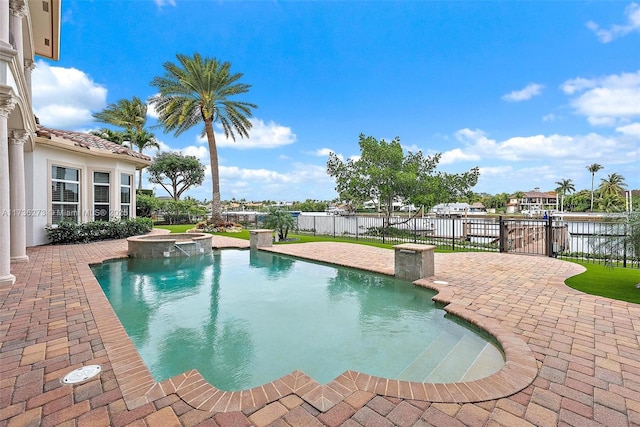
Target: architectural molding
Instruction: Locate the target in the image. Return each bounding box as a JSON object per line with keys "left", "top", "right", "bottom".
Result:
{"left": 9, "top": 0, "right": 28, "bottom": 18}
{"left": 24, "top": 58, "right": 35, "bottom": 71}
{"left": 0, "top": 90, "right": 17, "bottom": 118}
{"left": 9, "top": 129, "right": 27, "bottom": 145}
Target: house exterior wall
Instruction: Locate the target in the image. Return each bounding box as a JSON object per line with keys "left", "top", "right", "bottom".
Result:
{"left": 25, "top": 143, "right": 140, "bottom": 246}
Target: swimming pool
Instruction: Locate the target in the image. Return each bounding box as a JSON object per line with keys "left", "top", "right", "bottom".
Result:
{"left": 92, "top": 249, "right": 504, "bottom": 392}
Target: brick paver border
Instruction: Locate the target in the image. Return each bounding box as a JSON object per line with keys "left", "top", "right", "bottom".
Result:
{"left": 3, "top": 234, "right": 639, "bottom": 426}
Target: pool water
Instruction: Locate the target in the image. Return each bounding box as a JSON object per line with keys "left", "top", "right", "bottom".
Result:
{"left": 92, "top": 249, "right": 504, "bottom": 391}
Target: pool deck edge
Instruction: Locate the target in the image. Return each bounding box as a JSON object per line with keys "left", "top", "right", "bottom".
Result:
{"left": 4, "top": 235, "right": 639, "bottom": 426}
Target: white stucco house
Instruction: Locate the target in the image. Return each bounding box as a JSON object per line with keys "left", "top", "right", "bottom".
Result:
{"left": 1, "top": 0, "right": 151, "bottom": 287}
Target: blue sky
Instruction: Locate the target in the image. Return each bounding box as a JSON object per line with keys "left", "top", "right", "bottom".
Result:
{"left": 33, "top": 0, "right": 640, "bottom": 202}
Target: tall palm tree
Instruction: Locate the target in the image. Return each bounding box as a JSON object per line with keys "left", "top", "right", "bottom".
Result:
{"left": 586, "top": 163, "right": 603, "bottom": 211}
{"left": 92, "top": 97, "right": 147, "bottom": 133}
{"left": 555, "top": 178, "right": 575, "bottom": 212}
{"left": 150, "top": 53, "right": 257, "bottom": 224}
{"left": 125, "top": 129, "right": 160, "bottom": 189}
{"left": 598, "top": 173, "right": 627, "bottom": 198}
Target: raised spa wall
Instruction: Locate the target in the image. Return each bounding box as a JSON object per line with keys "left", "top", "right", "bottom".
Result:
{"left": 127, "top": 233, "right": 213, "bottom": 258}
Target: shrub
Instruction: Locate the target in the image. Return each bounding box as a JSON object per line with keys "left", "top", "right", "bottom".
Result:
{"left": 46, "top": 217, "right": 153, "bottom": 245}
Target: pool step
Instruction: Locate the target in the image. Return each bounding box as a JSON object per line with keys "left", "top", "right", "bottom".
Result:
{"left": 422, "top": 335, "right": 487, "bottom": 383}
{"left": 460, "top": 343, "right": 504, "bottom": 382}
{"left": 397, "top": 332, "right": 461, "bottom": 381}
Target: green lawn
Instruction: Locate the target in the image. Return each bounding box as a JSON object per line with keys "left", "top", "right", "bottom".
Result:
{"left": 154, "top": 224, "right": 640, "bottom": 304}
{"left": 564, "top": 262, "right": 640, "bottom": 304}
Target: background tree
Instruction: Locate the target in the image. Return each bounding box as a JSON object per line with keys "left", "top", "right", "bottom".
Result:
{"left": 90, "top": 128, "right": 127, "bottom": 145}
{"left": 598, "top": 193, "right": 625, "bottom": 213}
{"left": 147, "top": 152, "right": 205, "bottom": 201}
{"left": 555, "top": 178, "right": 575, "bottom": 212}
{"left": 598, "top": 173, "right": 626, "bottom": 198}
{"left": 93, "top": 97, "right": 156, "bottom": 189}
{"left": 135, "top": 192, "right": 161, "bottom": 217}
{"left": 564, "top": 190, "right": 591, "bottom": 212}
{"left": 327, "top": 134, "right": 479, "bottom": 222}
{"left": 92, "top": 97, "right": 147, "bottom": 133}
{"left": 150, "top": 53, "right": 257, "bottom": 225}
{"left": 263, "top": 207, "right": 295, "bottom": 241}
{"left": 586, "top": 163, "right": 603, "bottom": 211}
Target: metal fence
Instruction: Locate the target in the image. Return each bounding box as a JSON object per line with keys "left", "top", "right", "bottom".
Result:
{"left": 222, "top": 212, "right": 638, "bottom": 268}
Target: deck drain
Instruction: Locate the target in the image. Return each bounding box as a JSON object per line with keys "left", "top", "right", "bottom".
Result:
{"left": 433, "top": 280, "right": 449, "bottom": 285}
{"left": 61, "top": 365, "right": 101, "bottom": 384}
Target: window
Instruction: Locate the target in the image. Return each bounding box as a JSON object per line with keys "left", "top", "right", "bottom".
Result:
{"left": 94, "top": 172, "right": 110, "bottom": 221}
{"left": 51, "top": 166, "right": 80, "bottom": 224}
{"left": 120, "top": 174, "right": 132, "bottom": 219}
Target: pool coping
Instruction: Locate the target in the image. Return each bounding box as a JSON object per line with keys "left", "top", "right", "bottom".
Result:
{"left": 85, "top": 240, "right": 539, "bottom": 414}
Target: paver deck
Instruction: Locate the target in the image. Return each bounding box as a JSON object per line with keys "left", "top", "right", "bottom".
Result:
{"left": 2, "top": 232, "right": 640, "bottom": 426}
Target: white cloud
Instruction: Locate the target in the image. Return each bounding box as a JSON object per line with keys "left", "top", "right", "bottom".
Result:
{"left": 154, "top": 0, "right": 176, "bottom": 7}
{"left": 181, "top": 145, "right": 210, "bottom": 161}
{"left": 314, "top": 147, "right": 344, "bottom": 161}
{"left": 502, "top": 83, "right": 544, "bottom": 102}
{"left": 315, "top": 148, "right": 335, "bottom": 157}
{"left": 146, "top": 96, "right": 160, "bottom": 119}
{"left": 196, "top": 118, "right": 296, "bottom": 149}
{"left": 561, "top": 70, "right": 640, "bottom": 126}
{"left": 32, "top": 60, "right": 107, "bottom": 128}
{"left": 453, "top": 128, "right": 631, "bottom": 163}
{"left": 616, "top": 122, "right": 640, "bottom": 136}
{"left": 587, "top": 2, "right": 640, "bottom": 43}
{"left": 220, "top": 166, "right": 293, "bottom": 182}
{"left": 542, "top": 114, "right": 556, "bottom": 122}
{"left": 440, "top": 148, "right": 481, "bottom": 164}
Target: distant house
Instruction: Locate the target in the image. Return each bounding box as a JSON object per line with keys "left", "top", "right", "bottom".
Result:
{"left": 507, "top": 188, "right": 558, "bottom": 215}
{"left": 469, "top": 202, "right": 486, "bottom": 213}
{"left": 1, "top": 1, "right": 150, "bottom": 286}
{"left": 431, "top": 202, "right": 471, "bottom": 217}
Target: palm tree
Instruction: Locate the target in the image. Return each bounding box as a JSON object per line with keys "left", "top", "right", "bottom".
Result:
{"left": 597, "top": 193, "right": 625, "bottom": 213}
{"left": 555, "top": 178, "right": 575, "bottom": 212}
{"left": 92, "top": 97, "right": 147, "bottom": 133}
{"left": 93, "top": 97, "right": 154, "bottom": 189}
{"left": 586, "top": 163, "right": 603, "bottom": 211}
{"left": 150, "top": 53, "right": 257, "bottom": 224}
{"left": 124, "top": 129, "right": 160, "bottom": 189}
{"left": 90, "top": 128, "right": 127, "bottom": 145}
{"left": 598, "top": 173, "right": 627, "bottom": 198}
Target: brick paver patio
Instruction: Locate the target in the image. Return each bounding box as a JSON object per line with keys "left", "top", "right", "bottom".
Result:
{"left": 1, "top": 233, "right": 639, "bottom": 426}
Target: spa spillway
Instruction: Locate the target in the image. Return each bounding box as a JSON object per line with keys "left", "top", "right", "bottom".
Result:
{"left": 127, "top": 233, "right": 213, "bottom": 258}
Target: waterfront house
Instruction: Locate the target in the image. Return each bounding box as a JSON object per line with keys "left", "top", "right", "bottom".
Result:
{"left": 1, "top": 0, "right": 150, "bottom": 287}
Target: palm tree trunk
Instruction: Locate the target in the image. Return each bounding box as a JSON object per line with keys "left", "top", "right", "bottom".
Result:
{"left": 204, "top": 119, "right": 223, "bottom": 224}
{"left": 590, "top": 173, "right": 595, "bottom": 211}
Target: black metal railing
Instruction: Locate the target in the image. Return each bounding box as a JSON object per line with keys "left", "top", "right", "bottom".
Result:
{"left": 222, "top": 212, "right": 638, "bottom": 268}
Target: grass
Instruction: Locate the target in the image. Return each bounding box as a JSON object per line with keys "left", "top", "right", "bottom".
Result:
{"left": 154, "top": 224, "right": 640, "bottom": 304}
{"left": 564, "top": 262, "right": 640, "bottom": 304}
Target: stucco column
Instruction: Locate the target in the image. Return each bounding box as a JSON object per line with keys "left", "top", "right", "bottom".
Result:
{"left": 24, "top": 58, "right": 34, "bottom": 102}
{"left": 1, "top": 1, "right": 10, "bottom": 47}
{"left": 9, "top": 129, "right": 28, "bottom": 262}
{"left": 8, "top": 0, "right": 26, "bottom": 66}
{"left": 0, "top": 91, "right": 16, "bottom": 286}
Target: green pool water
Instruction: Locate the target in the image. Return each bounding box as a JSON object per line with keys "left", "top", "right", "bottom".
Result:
{"left": 92, "top": 249, "right": 503, "bottom": 391}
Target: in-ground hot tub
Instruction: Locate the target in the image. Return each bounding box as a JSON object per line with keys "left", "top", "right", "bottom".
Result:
{"left": 127, "top": 233, "right": 213, "bottom": 258}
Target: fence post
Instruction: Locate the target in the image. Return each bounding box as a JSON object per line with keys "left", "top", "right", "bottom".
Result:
{"left": 451, "top": 218, "right": 455, "bottom": 251}
{"left": 382, "top": 216, "right": 386, "bottom": 245}
{"left": 413, "top": 217, "right": 417, "bottom": 243}
{"left": 313, "top": 216, "right": 316, "bottom": 236}
{"left": 546, "top": 215, "right": 553, "bottom": 257}
{"left": 333, "top": 214, "right": 336, "bottom": 239}
{"left": 499, "top": 216, "right": 506, "bottom": 253}
{"left": 356, "top": 215, "right": 359, "bottom": 240}
{"left": 623, "top": 221, "right": 628, "bottom": 268}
